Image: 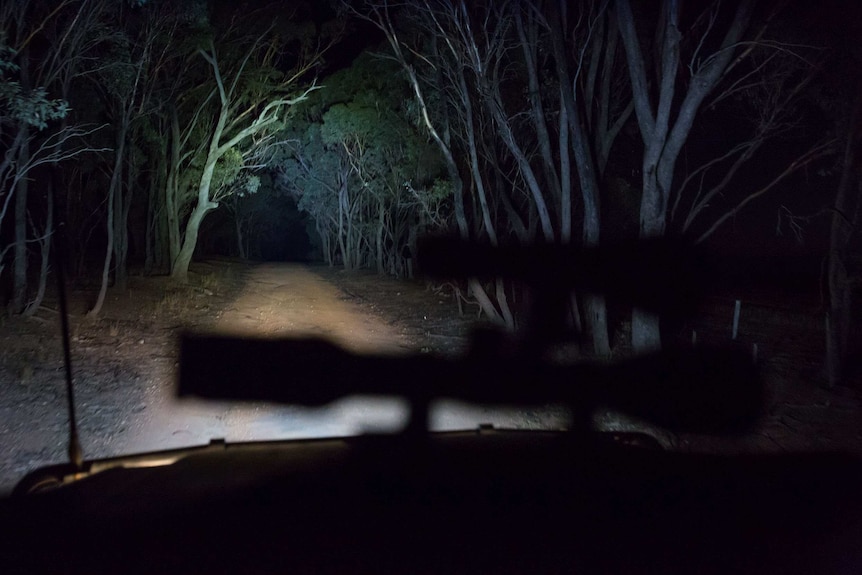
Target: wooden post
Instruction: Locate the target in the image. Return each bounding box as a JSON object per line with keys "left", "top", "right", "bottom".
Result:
{"left": 732, "top": 300, "right": 741, "bottom": 340}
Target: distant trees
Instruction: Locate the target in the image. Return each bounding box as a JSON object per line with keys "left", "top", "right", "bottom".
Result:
{"left": 277, "top": 51, "right": 447, "bottom": 277}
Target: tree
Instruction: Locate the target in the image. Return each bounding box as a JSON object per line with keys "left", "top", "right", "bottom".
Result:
{"left": 88, "top": 0, "right": 159, "bottom": 315}
{"left": 354, "top": 1, "right": 630, "bottom": 347}
{"left": 616, "top": 0, "right": 840, "bottom": 351}
{"left": 543, "top": 0, "right": 636, "bottom": 356}
{"left": 277, "top": 51, "right": 447, "bottom": 276}
{"left": 167, "top": 8, "right": 331, "bottom": 282}
{"left": 825, "top": 85, "right": 861, "bottom": 387}
{"left": 616, "top": 0, "right": 751, "bottom": 351}
{"left": 0, "top": 0, "right": 106, "bottom": 314}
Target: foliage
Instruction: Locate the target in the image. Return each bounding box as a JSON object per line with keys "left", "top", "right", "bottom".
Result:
{"left": 275, "top": 49, "right": 447, "bottom": 272}
{"left": 0, "top": 43, "right": 69, "bottom": 130}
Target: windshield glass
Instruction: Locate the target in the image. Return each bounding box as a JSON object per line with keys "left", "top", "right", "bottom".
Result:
{"left": 1, "top": 0, "right": 860, "bottom": 497}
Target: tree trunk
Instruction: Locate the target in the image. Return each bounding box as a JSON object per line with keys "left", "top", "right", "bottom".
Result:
{"left": 630, "top": 168, "right": 669, "bottom": 352}
{"left": 235, "top": 215, "right": 247, "bottom": 260}
{"left": 166, "top": 106, "right": 182, "bottom": 268}
{"left": 171, "top": 158, "right": 219, "bottom": 283}
{"left": 144, "top": 159, "right": 160, "bottom": 274}
{"left": 23, "top": 176, "right": 53, "bottom": 317}
{"left": 172, "top": 200, "right": 216, "bottom": 282}
{"left": 89, "top": 131, "right": 125, "bottom": 316}
{"left": 337, "top": 180, "right": 350, "bottom": 270}
{"left": 515, "top": 9, "right": 561, "bottom": 208}
{"left": 547, "top": 0, "right": 610, "bottom": 356}
{"left": 559, "top": 88, "right": 572, "bottom": 244}
{"left": 826, "top": 88, "right": 861, "bottom": 387}
{"left": 376, "top": 201, "right": 385, "bottom": 275}
{"left": 154, "top": 164, "right": 170, "bottom": 273}
{"left": 485, "top": 80, "right": 555, "bottom": 242}
{"left": 11, "top": 130, "right": 29, "bottom": 315}
{"left": 114, "top": 149, "right": 133, "bottom": 290}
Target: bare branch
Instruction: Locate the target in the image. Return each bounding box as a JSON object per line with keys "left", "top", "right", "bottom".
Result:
{"left": 696, "top": 138, "right": 837, "bottom": 243}
{"left": 673, "top": 138, "right": 761, "bottom": 227}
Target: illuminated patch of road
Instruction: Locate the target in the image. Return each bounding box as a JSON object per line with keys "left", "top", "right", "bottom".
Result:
{"left": 125, "top": 264, "right": 565, "bottom": 455}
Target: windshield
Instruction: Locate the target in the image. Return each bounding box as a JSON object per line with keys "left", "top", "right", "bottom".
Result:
{"left": 1, "top": 0, "right": 860, "bottom": 497}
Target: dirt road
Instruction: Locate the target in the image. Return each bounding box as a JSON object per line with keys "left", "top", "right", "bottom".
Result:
{"left": 122, "top": 263, "right": 567, "bottom": 454}
{"left": 3, "top": 260, "right": 860, "bottom": 495}
{"left": 0, "top": 262, "right": 566, "bottom": 495}
{"left": 209, "top": 263, "right": 413, "bottom": 351}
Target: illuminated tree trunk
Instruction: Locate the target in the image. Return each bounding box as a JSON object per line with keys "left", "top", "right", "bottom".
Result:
{"left": 11, "top": 129, "right": 29, "bottom": 314}
{"left": 547, "top": 0, "right": 609, "bottom": 356}
{"left": 89, "top": 128, "right": 125, "bottom": 316}
{"left": 172, "top": 159, "right": 218, "bottom": 283}
{"left": 165, "top": 106, "right": 182, "bottom": 268}
{"left": 23, "top": 176, "right": 52, "bottom": 317}
{"left": 617, "top": 0, "right": 754, "bottom": 352}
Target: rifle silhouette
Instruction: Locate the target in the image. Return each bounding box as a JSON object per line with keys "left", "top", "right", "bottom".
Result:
{"left": 179, "top": 236, "right": 762, "bottom": 436}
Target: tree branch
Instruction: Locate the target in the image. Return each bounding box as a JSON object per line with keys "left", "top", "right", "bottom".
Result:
{"left": 695, "top": 138, "right": 837, "bottom": 243}
{"left": 616, "top": 0, "right": 656, "bottom": 141}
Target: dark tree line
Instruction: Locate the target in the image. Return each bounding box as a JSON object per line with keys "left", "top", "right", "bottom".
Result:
{"left": 344, "top": 0, "right": 845, "bottom": 356}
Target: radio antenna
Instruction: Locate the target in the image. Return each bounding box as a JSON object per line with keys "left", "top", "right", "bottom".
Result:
{"left": 51, "top": 178, "right": 83, "bottom": 470}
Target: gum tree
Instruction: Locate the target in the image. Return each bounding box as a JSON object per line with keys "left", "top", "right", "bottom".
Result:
{"left": 353, "top": 1, "right": 632, "bottom": 347}
{"left": 170, "top": 39, "right": 319, "bottom": 282}
{"left": 617, "top": 0, "right": 837, "bottom": 351}
{"left": 616, "top": 0, "right": 754, "bottom": 351}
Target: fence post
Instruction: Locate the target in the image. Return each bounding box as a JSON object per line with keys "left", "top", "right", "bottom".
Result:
{"left": 732, "top": 300, "right": 742, "bottom": 340}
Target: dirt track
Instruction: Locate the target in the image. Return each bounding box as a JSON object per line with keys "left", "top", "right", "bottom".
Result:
{"left": 123, "top": 264, "right": 414, "bottom": 453}
{"left": 209, "top": 263, "right": 412, "bottom": 350}
{"left": 0, "top": 262, "right": 569, "bottom": 495}
{"left": 91, "top": 263, "right": 567, "bottom": 464}
{"left": 3, "top": 259, "right": 860, "bottom": 495}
